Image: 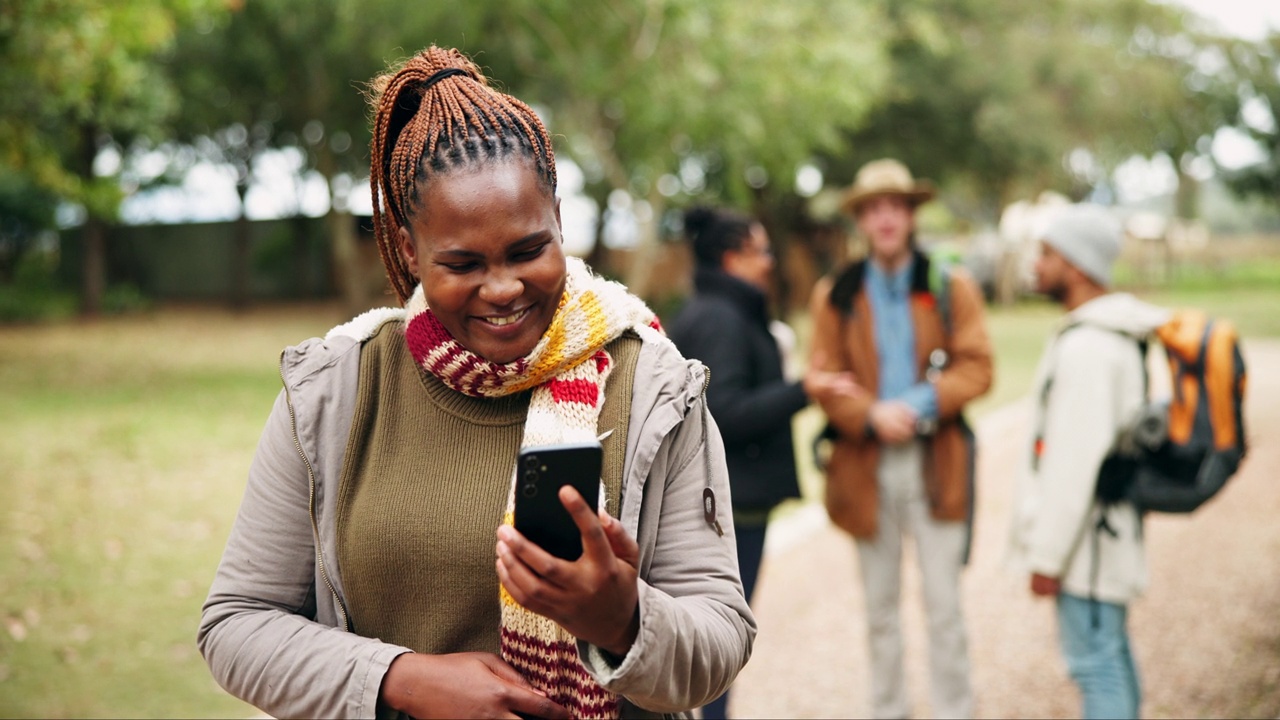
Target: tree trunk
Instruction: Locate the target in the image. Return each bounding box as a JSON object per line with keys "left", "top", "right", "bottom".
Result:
{"left": 314, "top": 141, "right": 369, "bottom": 314}
{"left": 584, "top": 188, "right": 611, "bottom": 275}
{"left": 1174, "top": 164, "right": 1198, "bottom": 220}
{"left": 229, "top": 183, "right": 252, "bottom": 310}
{"left": 291, "top": 213, "right": 312, "bottom": 298}
{"left": 622, "top": 190, "right": 665, "bottom": 302}
{"left": 81, "top": 217, "right": 106, "bottom": 316}
{"left": 327, "top": 208, "right": 367, "bottom": 312}
{"left": 78, "top": 123, "right": 105, "bottom": 316}
{"left": 995, "top": 248, "right": 1020, "bottom": 306}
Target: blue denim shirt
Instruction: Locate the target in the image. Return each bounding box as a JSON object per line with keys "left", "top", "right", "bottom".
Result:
{"left": 865, "top": 257, "right": 938, "bottom": 421}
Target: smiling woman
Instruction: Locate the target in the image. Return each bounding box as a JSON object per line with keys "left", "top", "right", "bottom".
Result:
{"left": 195, "top": 45, "right": 755, "bottom": 720}
{"left": 398, "top": 161, "right": 566, "bottom": 364}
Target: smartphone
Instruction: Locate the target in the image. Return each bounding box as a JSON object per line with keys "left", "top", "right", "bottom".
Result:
{"left": 514, "top": 440, "right": 603, "bottom": 561}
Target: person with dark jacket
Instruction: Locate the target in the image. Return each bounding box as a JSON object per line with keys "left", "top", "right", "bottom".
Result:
{"left": 669, "top": 205, "right": 854, "bottom": 720}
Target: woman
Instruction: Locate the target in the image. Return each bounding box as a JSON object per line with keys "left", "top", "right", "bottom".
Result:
{"left": 669, "top": 206, "right": 807, "bottom": 606}
{"left": 197, "top": 46, "right": 754, "bottom": 720}
{"left": 667, "top": 207, "right": 830, "bottom": 720}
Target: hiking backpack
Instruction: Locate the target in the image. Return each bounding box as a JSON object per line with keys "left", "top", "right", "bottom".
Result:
{"left": 1096, "top": 309, "right": 1248, "bottom": 513}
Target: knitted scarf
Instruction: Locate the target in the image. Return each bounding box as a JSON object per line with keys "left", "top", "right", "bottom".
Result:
{"left": 403, "top": 257, "right": 662, "bottom": 719}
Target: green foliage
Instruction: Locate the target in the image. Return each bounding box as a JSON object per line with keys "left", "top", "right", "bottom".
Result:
{"left": 0, "top": 250, "right": 151, "bottom": 322}
{"left": 0, "top": 0, "right": 223, "bottom": 202}
{"left": 486, "top": 1, "right": 889, "bottom": 203}
{"left": 164, "top": 0, "right": 401, "bottom": 186}
{"left": 101, "top": 282, "right": 152, "bottom": 315}
{"left": 0, "top": 168, "right": 60, "bottom": 282}
{"left": 833, "top": 0, "right": 1236, "bottom": 217}
{"left": 0, "top": 0, "right": 230, "bottom": 314}
{"left": 0, "top": 248, "right": 77, "bottom": 322}
{"left": 1219, "top": 32, "right": 1280, "bottom": 204}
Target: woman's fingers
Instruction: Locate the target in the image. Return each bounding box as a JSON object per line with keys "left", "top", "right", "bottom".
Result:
{"left": 477, "top": 652, "right": 536, "bottom": 690}
{"left": 507, "top": 695, "right": 573, "bottom": 720}
{"left": 496, "top": 525, "right": 567, "bottom": 603}
{"left": 600, "top": 511, "right": 640, "bottom": 567}
{"left": 558, "top": 484, "right": 614, "bottom": 565}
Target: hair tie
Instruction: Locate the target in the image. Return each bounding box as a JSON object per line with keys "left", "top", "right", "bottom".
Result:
{"left": 419, "top": 67, "right": 470, "bottom": 93}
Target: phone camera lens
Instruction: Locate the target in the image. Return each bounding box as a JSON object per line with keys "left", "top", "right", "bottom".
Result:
{"left": 521, "top": 483, "right": 537, "bottom": 498}
{"left": 523, "top": 469, "right": 538, "bottom": 482}
{"left": 524, "top": 455, "right": 539, "bottom": 469}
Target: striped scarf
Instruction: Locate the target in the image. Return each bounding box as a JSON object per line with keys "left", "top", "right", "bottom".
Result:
{"left": 403, "top": 257, "right": 662, "bottom": 719}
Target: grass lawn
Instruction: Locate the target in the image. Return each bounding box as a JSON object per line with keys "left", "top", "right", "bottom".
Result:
{"left": 0, "top": 267, "right": 1276, "bottom": 717}
{"left": 0, "top": 303, "right": 346, "bottom": 719}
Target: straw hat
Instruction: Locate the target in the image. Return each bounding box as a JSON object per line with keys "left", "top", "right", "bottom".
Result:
{"left": 840, "top": 159, "right": 935, "bottom": 214}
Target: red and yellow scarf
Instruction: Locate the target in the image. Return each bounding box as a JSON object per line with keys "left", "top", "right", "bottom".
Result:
{"left": 403, "top": 257, "right": 661, "bottom": 718}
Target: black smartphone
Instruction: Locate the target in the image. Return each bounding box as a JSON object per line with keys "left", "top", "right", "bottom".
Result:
{"left": 514, "top": 440, "right": 603, "bottom": 561}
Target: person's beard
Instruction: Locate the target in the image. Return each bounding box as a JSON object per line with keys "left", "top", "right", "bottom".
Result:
{"left": 1040, "top": 278, "right": 1067, "bottom": 304}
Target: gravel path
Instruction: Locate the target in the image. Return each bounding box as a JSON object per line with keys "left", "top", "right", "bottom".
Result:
{"left": 729, "top": 339, "right": 1280, "bottom": 719}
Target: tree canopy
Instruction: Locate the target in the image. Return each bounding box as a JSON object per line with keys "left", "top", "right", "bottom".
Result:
{"left": 1218, "top": 31, "right": 1280, "bottom": 204}
{"left": 831, "top": 0, "right": 1238, "bottom": 219}
{"left": 2, "top": 0, "right": 1274, "bottom": 310}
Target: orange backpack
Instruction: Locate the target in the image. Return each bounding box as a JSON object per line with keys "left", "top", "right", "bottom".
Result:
{"left": 1096, "top": 310, "right": 1248, "bottom": 512}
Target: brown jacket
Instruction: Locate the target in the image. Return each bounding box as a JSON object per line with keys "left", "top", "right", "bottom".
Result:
{"left": 809, "top": 253, "right": 993, "bottom": 539}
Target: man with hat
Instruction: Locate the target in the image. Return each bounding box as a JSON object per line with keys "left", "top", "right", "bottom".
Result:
{"left": 1007, "top": 203, "right": 1168, "bottom": 719}
{"left": 805, "top": 158, "right": 993, "bottom": 719}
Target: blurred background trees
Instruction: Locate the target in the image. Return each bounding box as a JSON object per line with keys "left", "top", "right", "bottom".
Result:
{"left": 0, "top": 0, "right": 220, "bottom": 314}
{"left": 2, "top": 0, "right": 1279, "bottom": 317}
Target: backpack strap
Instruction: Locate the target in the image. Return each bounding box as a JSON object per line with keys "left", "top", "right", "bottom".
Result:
{"left": 926, "top": 252, "right": 955, "bottom": 337}
{"left": 1031, "top": 322, "right": 1151, "bottom": 472}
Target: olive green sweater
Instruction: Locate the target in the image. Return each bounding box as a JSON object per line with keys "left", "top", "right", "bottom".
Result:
{"left": 335, "top": 322, "right": 638, "bottom": 654}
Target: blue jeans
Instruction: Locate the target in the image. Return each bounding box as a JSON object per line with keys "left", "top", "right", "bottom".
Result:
{"left": 1056, "top": 593, "right": 1141, "bottom": 719}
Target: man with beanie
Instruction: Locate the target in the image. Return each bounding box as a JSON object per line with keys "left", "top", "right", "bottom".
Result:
{"left": 1008, "top": 203, "right": 1169, "bottom": 719}
{"left": 807, "top": 159, "right": 993, "bottom": 719}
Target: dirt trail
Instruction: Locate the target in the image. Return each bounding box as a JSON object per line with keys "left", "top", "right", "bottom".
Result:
{"left": 730, "top": 339, "right": 1280, "bottom": 719}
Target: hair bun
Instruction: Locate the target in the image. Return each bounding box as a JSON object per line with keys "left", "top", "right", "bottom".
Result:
{"left": 683, "top": 206, "right": 717, "bottom": 241}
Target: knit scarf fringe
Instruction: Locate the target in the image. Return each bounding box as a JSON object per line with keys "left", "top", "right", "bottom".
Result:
{"left": 404, "top": 257, "right": 662, "bottom": 719}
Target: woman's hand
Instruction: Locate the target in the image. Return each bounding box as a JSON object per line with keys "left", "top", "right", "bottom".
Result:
{"left": 378, "top": 651, "right": 571, "bottom": 719}
{"left": 802, "top": 350, "right": 864, "bottom": 406}
{"left": 496, "top": 485, "right": 641, "bottom": 658}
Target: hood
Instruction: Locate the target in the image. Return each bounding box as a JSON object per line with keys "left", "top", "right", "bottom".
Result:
{"left": 1063, "top": 292, "right": 1170, "bottom": 339}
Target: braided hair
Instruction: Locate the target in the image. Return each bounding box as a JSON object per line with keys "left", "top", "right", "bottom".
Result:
{"left": 368, "top": 46, "right": 558, "bottom": 303}
{"left": 683, "top": 205, "right": 756, "bottom": 269}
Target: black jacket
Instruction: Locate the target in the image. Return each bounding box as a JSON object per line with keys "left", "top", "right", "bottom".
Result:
{"left": 668, "top": 267, "right": 807, "bottom": 513}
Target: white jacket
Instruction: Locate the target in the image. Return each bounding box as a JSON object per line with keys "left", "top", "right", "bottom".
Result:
{"left": 1007, "top": 293, "right": 1170, "bottom": 604}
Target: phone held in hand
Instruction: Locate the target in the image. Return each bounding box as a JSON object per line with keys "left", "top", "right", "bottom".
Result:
{"left": 514, "top": 440, "right": 603, "bottom": 561}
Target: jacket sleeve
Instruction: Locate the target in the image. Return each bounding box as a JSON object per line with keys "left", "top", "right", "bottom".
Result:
{"left": 579, "top": 373, "right": 756, "bottom": 712}
{"left": 197, "top": 390, "right": 411, "bottom": 719}
{"left": 1024, "top": 330, "right": 1128, "bottom": 577}
{"left": 934, "top": 269, "right": 994, "bottom": 420}
{"left": 676, "top": 303, "right": 808, "bottom": 444}
{"left": 807, "top": 275, "right": 875, "bottom": 439}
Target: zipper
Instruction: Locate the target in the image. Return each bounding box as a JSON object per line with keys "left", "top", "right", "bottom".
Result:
{"left": 280, "top": 352, "right": 350, "bottom": 632}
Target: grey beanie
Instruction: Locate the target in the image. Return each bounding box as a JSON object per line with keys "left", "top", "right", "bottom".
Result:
{"left": 1040, "top": 203, "right": 1122, "bottom": 287}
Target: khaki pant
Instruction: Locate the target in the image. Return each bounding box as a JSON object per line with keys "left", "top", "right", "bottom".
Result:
{"left": 855, "top": 441, "right": 972, "bottom": 719}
